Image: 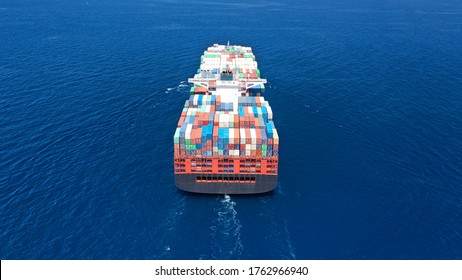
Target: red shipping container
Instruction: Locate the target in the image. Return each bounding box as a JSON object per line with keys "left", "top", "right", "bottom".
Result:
{"left": 213, "top": 126, "right": 218, "bottom": 141}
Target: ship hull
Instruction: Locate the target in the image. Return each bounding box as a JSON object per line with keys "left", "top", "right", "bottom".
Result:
{"left": 175, "top": 174, "right": 277, "bottom": 194}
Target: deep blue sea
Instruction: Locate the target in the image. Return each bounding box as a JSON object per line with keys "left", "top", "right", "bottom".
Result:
{"left": 1, "top": 0, "right": 462, "bottom": 260}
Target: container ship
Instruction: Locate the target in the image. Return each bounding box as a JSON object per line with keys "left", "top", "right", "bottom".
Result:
{"left": 173, "top": 44, "right": 279, "bottom": 194}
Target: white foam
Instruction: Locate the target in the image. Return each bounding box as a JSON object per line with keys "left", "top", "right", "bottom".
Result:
{"left": 209, "top": 195, "right": 243, "bottom": 259}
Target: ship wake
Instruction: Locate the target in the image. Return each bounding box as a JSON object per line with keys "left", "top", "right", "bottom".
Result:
{"left": 209, "top": 194, "right": 243, "bottom": 259}
{"left": 165, "top": 81, "right": 188, "bottom": 94}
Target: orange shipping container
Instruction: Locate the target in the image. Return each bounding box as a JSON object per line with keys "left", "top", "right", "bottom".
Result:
{"left": 256, "top": 129, "right": 262, "bottom": 144}
{"left": 194, "top": 87, "right": 208, "bottom": 93}
{"left": 234, "top": 128, "right": 240, "bottom": 143}
{"left": 177, "top": 115, "right": 185, "bottom": 127}
{"left": 245, "top": 128, "right": 251, "bottom": 144}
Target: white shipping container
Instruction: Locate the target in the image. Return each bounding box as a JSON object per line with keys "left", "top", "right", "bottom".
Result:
{"left": 186, "top": 124, "right": 193, "bottom": 139}
{"left": 187, "top": 108, "right": 196, "bottom": 116}
{"left": 174, "top": 128, "right": 180, "bottom": 143}
{"left": 193, "top": 95, "right": 199, "bottom": 105}
{"left": 240, "top": 128, "right": 246, "bottom": 144}
{"left": 266, "top": 103, "right": 273, "bottom": 120}
{"left": 250, "top": 128, "right": 256, "bottom": 141}
{"left": 229, "top": 128, "right": 234, "bottom": 144}
{"left": 273, "top": 129, "right": 279, "bottom": 144}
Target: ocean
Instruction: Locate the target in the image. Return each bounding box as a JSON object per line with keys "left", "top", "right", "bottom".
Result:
{"left": 1, "top": 0, "right": 461, "bottom": 259}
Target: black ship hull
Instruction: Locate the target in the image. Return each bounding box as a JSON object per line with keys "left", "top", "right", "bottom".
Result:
{"left": 175, "top": 174, "right": 277, "bottom": 194}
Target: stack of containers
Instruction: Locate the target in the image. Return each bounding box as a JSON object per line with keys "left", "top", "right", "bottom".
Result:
{"left": 197, "top": 45, "right": 262, "bottom": 81}
{"left": 218, "top": 128, "right": 229, "bottom": 156}
{"left": 175, "top": 46, "right": 279, "bottom": 164}
{"left": 212, "top": 110, "right": 240, "bottom": 157}
{"left": 235, "top": 96, "right": 277, "bottom": 158}
{"left": 175, "top": 95, "right": 278, "bottom": 159}
{"left": 201, "top": 124, "right": 213, "bottom": 156}
{"left": 235, "top": 56, "right": 259, "bottom": 80}
{"left": 188, "top": 95, "right": 220, "bottom": 107}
